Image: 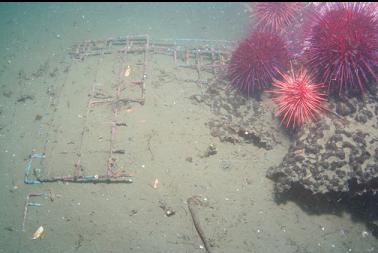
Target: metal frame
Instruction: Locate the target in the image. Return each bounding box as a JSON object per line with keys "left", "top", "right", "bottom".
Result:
{"left": 25, "top": 35, "right": 233, "bottom": 184}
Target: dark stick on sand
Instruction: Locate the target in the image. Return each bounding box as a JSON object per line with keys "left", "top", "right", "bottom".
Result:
{"left": 187, "top": 196, "right": 213, "bottom": 253}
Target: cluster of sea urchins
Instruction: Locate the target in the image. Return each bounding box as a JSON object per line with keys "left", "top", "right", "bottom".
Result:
{"left": 228, "top": 2, "right": 378, "bottom": 128}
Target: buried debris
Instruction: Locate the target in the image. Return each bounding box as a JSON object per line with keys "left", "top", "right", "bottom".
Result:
{"left": 187, "top": 195, "right": 213, "bottom": 253}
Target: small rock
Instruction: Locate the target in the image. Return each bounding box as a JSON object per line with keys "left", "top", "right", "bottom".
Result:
{"left": 336, "top": 101, "right": 356, "bottom": 116}
{"left": 220, "top": 160, "right": 232, "bottom": 170}
{"left": 355, "top": 113, "right": 368, "bottom": 124}
{"left": 202, "top": 144, "right": 217, "bottom": 157}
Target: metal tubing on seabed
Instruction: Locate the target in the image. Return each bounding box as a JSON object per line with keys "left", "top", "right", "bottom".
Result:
{"left": 22, "top": 192, "right": 48, "bottom": 231}
{"left": 36, "top": 175, "right": 133, "bottom": 183}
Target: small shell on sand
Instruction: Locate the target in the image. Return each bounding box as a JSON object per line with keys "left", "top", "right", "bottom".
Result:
{"left": 153, "top": 178, "right": 159, "bottom": 189}
{"left": 124, "top": 66, "right": 131, "bottom": 77}
{"left": 32, "top": 226, "right": 45, "bottom": 240}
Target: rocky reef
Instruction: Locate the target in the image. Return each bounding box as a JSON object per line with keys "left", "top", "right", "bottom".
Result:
{"left": 267, "top": 88, "right": 378, "bottom": 195}
{"left": 191, "top": 80, "right": 282, "bottom": 151}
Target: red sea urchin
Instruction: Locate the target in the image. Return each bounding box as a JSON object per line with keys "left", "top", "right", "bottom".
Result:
{"left": 249, "top": 2, "right": 304, "bottom": 33}
{"left": 306, "top": 2, "right": 378, "bottom": 96}
{"left": 228, "top": 31, "right": 289, "bottom": 95}
{"left": 269, "top": 68, "right": 327, "bottom": 128}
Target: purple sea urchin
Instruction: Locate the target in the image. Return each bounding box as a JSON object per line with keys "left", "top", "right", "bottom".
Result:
{"left": 306, "top": 2, "right": 378, "bottom": 96}
{"left": 228, "top": 31, "right": 289, "bottom": 95}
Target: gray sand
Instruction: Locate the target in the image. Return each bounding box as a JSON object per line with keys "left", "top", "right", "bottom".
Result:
{"left": 0, "top": 3, "right": 376, "bottom": 253}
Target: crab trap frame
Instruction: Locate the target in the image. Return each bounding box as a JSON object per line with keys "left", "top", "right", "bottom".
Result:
{"left": 24, "top": 34, "right": 234, "bottom": 185}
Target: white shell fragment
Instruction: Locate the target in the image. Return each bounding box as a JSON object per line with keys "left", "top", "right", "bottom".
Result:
{"left": 32, "top": 226, "right": 45, "bottom": 240}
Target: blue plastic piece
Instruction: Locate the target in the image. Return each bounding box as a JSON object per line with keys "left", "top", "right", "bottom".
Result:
{"left": 28, "top": 203, "right": 42, "bottom": 207}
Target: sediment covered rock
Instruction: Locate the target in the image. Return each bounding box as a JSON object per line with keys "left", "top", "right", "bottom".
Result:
{"left": 267, "top": 94, "right": 378, "bottom": 195}
{"left": 198, "top": 80, "right": 281, "bottom": 150}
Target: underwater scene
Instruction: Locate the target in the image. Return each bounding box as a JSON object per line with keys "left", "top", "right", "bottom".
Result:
{"left": 0, "top": 2, "right": 377, "bottom": 253}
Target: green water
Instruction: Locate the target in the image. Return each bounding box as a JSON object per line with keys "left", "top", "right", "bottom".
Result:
{"left": 0, "top": 3, "right": 376, "bottom": 253}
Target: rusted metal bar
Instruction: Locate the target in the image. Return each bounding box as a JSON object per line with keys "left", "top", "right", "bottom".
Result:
{"left": 35, "top": 174, "right": 133, "bottom": 183}
{"left": 74, "top": 81, "right": 97, "bottom": 178}
{"left": 141, "top": 35, "right": 149, "bottom": 102}
{"left": 70, "top": 37, "right": 232, "bottom": 67}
